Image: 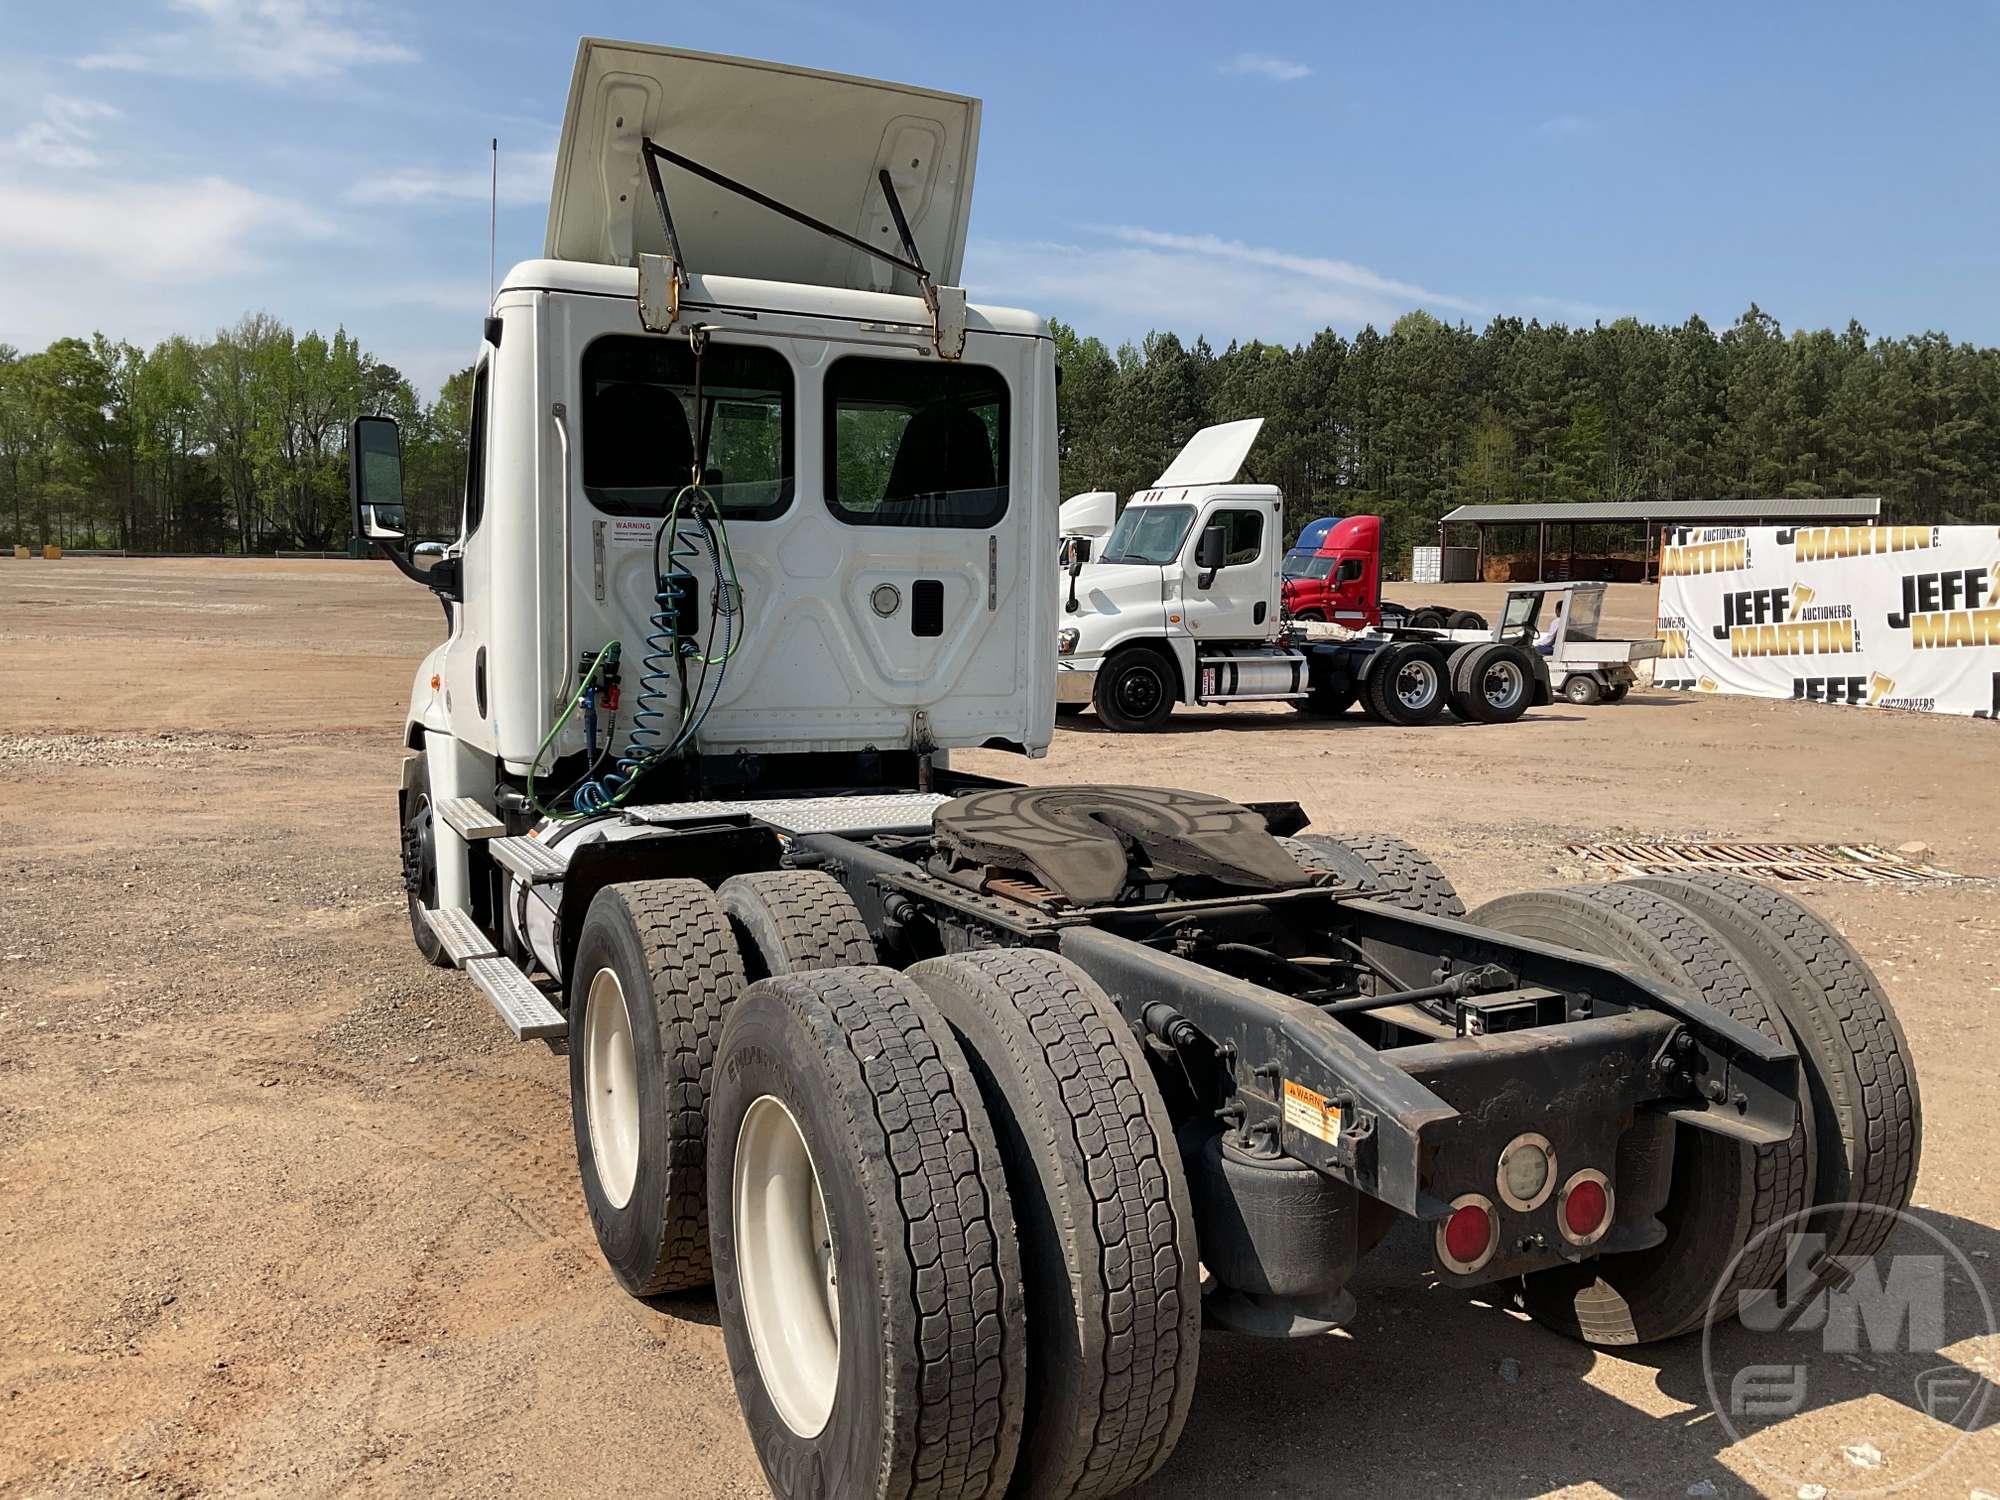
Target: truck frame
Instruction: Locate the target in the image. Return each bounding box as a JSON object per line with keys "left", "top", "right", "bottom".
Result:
{"left": 359, "top": 39, "right": 1919, "bottom": 1500}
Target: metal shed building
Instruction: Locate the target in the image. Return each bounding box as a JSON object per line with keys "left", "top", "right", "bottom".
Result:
{"left": 1437, "top": 497, "right": 1884, "bottom": 583}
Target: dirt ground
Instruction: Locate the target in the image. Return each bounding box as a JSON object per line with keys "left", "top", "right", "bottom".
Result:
{"left": 2, "top": 559, "right": 1996, "bottom": 1499}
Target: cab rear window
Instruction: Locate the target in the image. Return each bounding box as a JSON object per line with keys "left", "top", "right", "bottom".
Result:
{"left": 580, "top": 336, "right": 793, "bottom": 520}
{"left": 825, "top": 357, "right": 1009, "bottom": 528}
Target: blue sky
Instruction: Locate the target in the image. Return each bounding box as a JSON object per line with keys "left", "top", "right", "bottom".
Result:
{"left": 4, "top": 1, "right": 1999, "bottom": 396}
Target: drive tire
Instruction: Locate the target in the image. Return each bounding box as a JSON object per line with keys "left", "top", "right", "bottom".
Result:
{"left": 710, "top": 967, "right": 1027, "bottom": 1500}
{"left": 399, "top": 756, "right": 450, "bottom": 967}
{"left": 1448, "top": 642, "right": 1534, "bottom": 724}
{"left": 569, "top": 879, "right": 745, "bottom": 1297}
{"left": 1408, "top": 606, "right": 1448, "bottom": 629}
{"left": 1093, "top": 646, "right": 1176, "bottom": 732}
{"left": 1447, "top": 609, "right": 1488, "bottom": 631}
{"left": 1279, "top": 832, "right": 1465, "bottom": 919}
{"left": 1468, "top": 884, "right": 1811, "bottom": 1344}
{"left": 1563, "top": 674, "right": 1603, "bottom": 706}
{"left": 1622, "top": 874, "right": 1920, "bottom": 1265}
{"left": 1604, "top": 681, "right": 1631, "bottom": 702}
{"left": 908, "top": 950, "right": 1200, "bottom": 1500}
{"left": 1363, "top": 642, "right": 1449, "bottom": 725}
{"left": 719, "top": 869, "right": 876, "bottom": 981}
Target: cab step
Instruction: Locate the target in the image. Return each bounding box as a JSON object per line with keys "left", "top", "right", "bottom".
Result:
{"left": 465, "top": 955, "right": 568, "bottom": 1041}
{"left": 421, "top": 906, "right": 499, "bottom": 966}
{"left": 437, "top": 797, "right": 506, "bottom": 839}
{"left": 489, "top": 835, "right": 569, "bottom": 883}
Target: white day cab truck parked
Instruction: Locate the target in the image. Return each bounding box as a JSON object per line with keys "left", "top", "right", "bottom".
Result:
{"left": 1055, "top": 426, "right": 1555, "bottom": 731}
{"left": 357, "top": 38, "right": 1919, "bottom": 1500}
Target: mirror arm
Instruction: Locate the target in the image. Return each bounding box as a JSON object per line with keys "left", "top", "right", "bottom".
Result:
{"left": 372, "top": 537, "right": 463, "bottom": 603}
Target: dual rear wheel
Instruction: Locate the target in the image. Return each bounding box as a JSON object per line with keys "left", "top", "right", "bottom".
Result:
{"left": 568, "top": 870, "right": 1198, "bottom": 1499}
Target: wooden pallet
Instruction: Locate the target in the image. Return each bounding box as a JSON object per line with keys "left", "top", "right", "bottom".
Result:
{"left": 1564, "top": 840, "right": 1955, "bottom": 885}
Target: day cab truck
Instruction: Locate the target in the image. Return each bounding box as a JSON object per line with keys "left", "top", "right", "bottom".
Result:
{"left": 1281, "top": 513, "right": 1492, "bottom": 632}
{"left": 1055, "top": 430, "right": 1549, "bottom": 730}
{"left": 357, "top": 38, "right": 1918, "bottom": 1500}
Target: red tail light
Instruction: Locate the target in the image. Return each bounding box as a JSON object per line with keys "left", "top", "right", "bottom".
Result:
{"left": 1436, "top": 1193, "right": 1499, "bottom": 1274}
{"left": 1557, "top": 1169, "right": 1613, "bottom": 1246}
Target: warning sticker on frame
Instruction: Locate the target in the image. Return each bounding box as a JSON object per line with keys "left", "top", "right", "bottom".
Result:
{"left": 1282, "top": 1080, "right": 1342, "bottom": 1145}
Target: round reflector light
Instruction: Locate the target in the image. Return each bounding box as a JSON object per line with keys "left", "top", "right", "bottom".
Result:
{"left": 1557, "top": 1169, "right": 1613, "bottom": 1246}
{"left": 1436, "top": 1193, "right": 1499, "bottom": 1274}
{"left": 1496, "top": 1131, "right": 1556, "bottom": 1211}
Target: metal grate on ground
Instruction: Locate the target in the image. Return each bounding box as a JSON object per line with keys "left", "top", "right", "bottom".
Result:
{"left": 1564, "top": 840, "right": 1959, "bottom": 885}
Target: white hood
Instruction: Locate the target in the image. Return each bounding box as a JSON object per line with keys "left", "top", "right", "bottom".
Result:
{"left": 545, "top": 39, "right": 980, "bottom": 296}
{"left": 1153, "top": 418, "right": 1265, "bottom": 488}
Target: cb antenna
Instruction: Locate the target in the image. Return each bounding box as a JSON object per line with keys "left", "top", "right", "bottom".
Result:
{"left": 488, "top": 137, "right": 498, "bottom": 304}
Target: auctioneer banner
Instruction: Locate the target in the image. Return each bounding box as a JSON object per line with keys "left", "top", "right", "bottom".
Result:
{"left": 1654, "top": 524, "right": 2000, "bottom": 719}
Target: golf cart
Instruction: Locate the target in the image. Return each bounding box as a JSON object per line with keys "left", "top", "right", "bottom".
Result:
{"left": 1508, "top": 581, "right": 1658, "bottom": 705}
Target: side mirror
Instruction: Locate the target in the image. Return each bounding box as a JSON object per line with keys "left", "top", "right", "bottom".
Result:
{"left": 1195, "top": 525, "right": 1227, "bottom": 572}
{"left": 1067, "top": 551, "right": 1086, "bottom": 579}
{"left": 1072, "top": 537, "right": 1093, "bottom": 565}
{"left": 349, "top": 415, "right": 406, "bottom": 540}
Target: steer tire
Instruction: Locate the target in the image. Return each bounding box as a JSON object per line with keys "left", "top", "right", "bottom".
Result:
{"left": 1279, "top": 833, "right": 1465, "bottom": 919}
{"left": 569, "top": 879, "right": 746, "bottom": 1297}
{"left": 1094, "top": 646, "right": 1177, "bottom": 732}
{"left": 710, "top": 967, "right": 1027, "bottom": 1500}
{"left": 1449, "top": 642, "right": 1534, "bottom": 724}
{"left": 719, "top": 869, "right": 876, "bottom": 981}
{"left": 908, "top": 949, "right": 1201, "bottom": 1500}
{"left": 1468, "top": 884, "right": 1812, "bottom": 1345}
{"left": 1622, "top": 874, "right": 1921, "bottom": 1266}
{"left": 399, "top": 756, "right": 451, "bottom": 967}
{"left": 1363, "top": 642, "right": 1449, "bottom": 725}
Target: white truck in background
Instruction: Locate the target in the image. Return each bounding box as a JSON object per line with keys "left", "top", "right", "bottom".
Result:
{"left": 1055, "top": 419, "right": 1551, "bottom": 730}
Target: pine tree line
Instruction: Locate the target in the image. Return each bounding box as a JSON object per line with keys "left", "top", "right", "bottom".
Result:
{"left": 4, "top": 302, "right": 1996, "bottom": 558}
{"left": 1054, "top": 306, "right": 2000, "bottom": 563}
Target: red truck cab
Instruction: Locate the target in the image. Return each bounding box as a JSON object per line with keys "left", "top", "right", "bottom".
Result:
{"left": 1281, "top": 514, "right": 1382, "bottom": 625}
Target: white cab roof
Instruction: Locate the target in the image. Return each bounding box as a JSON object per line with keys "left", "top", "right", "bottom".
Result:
{"left": 546, "top": 39, "right": 980, "bottom": 295}
{"left": 1152, "top": 418, "right": 1265, "bottom": 487}
{"left": 496, "top": 259, "right": 1047, "bottom": 338}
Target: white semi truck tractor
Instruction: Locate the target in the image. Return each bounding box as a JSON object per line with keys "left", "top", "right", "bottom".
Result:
{"left": 1054, "top": 425, "right": 1552, "bottom": 730}
{"left": 359, "top": 38, "right": 1916, "bottom": 1500}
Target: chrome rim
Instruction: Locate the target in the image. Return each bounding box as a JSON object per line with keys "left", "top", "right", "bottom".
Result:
{"left": 1396, "top": 659, "right": 1441, "bottom": 711}
{"left": 735, "top": 1095, "right": 840, "bottom": 1437}
{"left": 584, "top": 968, "right": 640, "bottom": 1210}
{"left": 1482, "top": 660, "right": 1526, "bottom": 711}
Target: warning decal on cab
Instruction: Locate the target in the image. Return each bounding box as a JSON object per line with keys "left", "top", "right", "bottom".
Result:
{"left": 1282, "top": 1079, "right": 1342, "bottom": 1145}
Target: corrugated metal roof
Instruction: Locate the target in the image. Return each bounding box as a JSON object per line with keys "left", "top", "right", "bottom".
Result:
{"left": 1440, "top": 497, "right": 1883, "bottom": 524}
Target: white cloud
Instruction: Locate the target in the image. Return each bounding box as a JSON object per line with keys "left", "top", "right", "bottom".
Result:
{"left": 1220, "top": 53, "right": 1313, "bottom": 83}
{"left": 78, "top": 0, "right": 416, "bottom": 84}
{"left": 1099, "top": 226, "right": 1485, "bottom": 315}
{"left": 348, "top": 146, "right": 557, "bottom": 209}
{"left": 0, "top": 175, "right": 327, "bottom": 281}
{"left": 965, "top": 226, "right": 1630, "bottom": 345}
{"left": 0, "top": 96, "right": 121, "bottom": 169}
{"left": 1535, "top": 114, "right": 1593, "bottom": 138}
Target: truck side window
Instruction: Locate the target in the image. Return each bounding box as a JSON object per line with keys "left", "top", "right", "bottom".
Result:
{"left": 1207, "top": 509, "right": 1263, "bottom": 567}
{"left": 1336, "top": 557, "right": 1363, "bottom": 583}
{"left": 825, "top": 357, "right": 1008, "bottom": 528}
{"left": 463, "top": 362, "right": 489, "bottom": 537}
{"left": 580, "top": 335, "right": 793, "bottom": 521}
